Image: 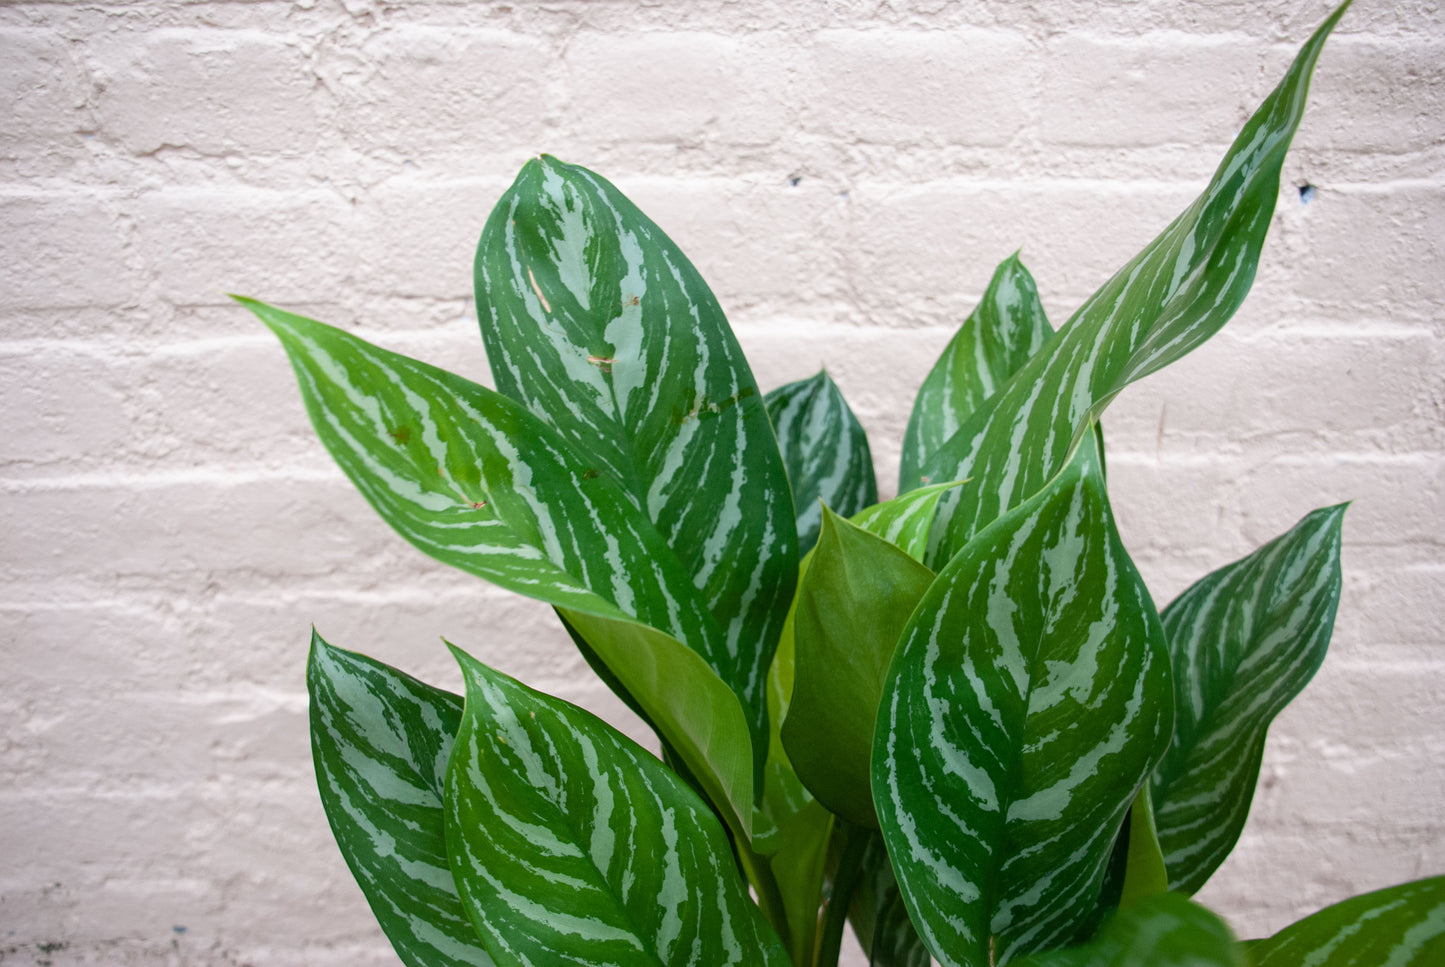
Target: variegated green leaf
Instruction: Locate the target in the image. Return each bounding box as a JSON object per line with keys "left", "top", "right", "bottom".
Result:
{"left": 766, "top": 370, "right": 879, "bottom": 554}
{"left": 474, "top": 156, "right": 798, "bottom": 761}
{"left": 900, "top": 253, "right": 1053, "bottom": 494}
{"left": 848, "top": 831, "right": 930, "bottom": 967}
{"left": 873, "top": 434, "right": 1174, "bottom": 967}
{"left": 783, "top": 505, "right": 935, "bottom": 827}
{"left": 1152, "top": 504, "right": 1346, "bottom": 895}
{"left": 307, "top": 632, "right": 493, "bottom": 967}
{"left": 921, "top": 4, "right": 1349, "bottom": 565}
{"left": 560, "top": 606, "right": 762, "bottom": 844}
{"left": 442, "top": 644, "right": 790, "bottom": 967}
{"left": 851, "top": 481, "right": 965, "bottom": 564}
{"left": 1013, "top": 893, "right": 1244, "bottom": 967}
{"left": 244, "top": 298, "right": 721, "bottom": 662}
{"left": 1250, "top": 876, "right": 1445, "bottom": 966}
{"left": 246, "top": 298, "right": 774, "bottom": 841}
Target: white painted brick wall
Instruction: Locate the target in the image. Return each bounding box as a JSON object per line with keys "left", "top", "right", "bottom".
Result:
{"left": 2, "top": 1, "right": 1441, "bottom": 964}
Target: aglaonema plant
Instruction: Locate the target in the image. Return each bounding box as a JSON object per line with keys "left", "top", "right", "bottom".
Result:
{"left": 240, "top": 2, "right": 1445, "bottom": 964}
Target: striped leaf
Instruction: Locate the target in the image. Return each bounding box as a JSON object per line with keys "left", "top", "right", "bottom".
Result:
{"left": 873, "top": 434, "right": 1174, "bottom": 967}
{"left": 246, "top": 298, "right": 763, "bottom": 844}
{"left": 921, "top": 3, "right": 1349, "bottom": 565}
{"left": 848, "top": 831, "right": 930, "bottom": 967}
{"left": 559, "top": 606, "right": 762, "bottom": 843}
{"left": 307, "top": 632, "right": 493, "bottom": 967}
{"left": 766, "top": 370, "right": 879, "bottom": 554}
{"left": 899, "top": 253, "right": 1054, "bottom": 494}
{"left": 1151, "top": 504, "right": 1347, "bottom": 895}
{"left": 851, "top": 481, "right": 964, "bottom": 564}
{"left": 475, "top": 156, "right": 798, "bottom": 761}
{"left": 1013, "top": 894, "right": 1244, "bottom": 967}
{"left": 783, "top": 505, "right": 936, "bottom": 827}
{"left": 1250, "top": 876, "right": 1445, "bottom": 966}
{"left": 442, "top": 644, "right": 790, "bottom": 967}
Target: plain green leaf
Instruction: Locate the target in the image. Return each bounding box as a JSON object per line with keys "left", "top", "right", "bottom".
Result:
{"left": 783, "top": 505, "right": 935, "bottom": 827}
{"left": 307, "top": 632, "right": 494, "bottom": 967}
{"left": 766, "top": 370, "right": 879, "bottom": 554}
{"left": 921, "top": 4, "right": 1350, "bottom": 566}
{"left": 1249, "top": 876, "right": 1445, "bottom": 966}
{"left": 899, "top": 253, "right": 1054, "bottom": 494}
{"left": 1152, "top": 504, "right": 1347, "bottom": 894}
{"left": 1116, "top": 784, "right": 1169, "bottom": 909}
{"left": 873, "top": 433, "right": 1174, "bottom": 967}
{"left": 1012, "top": 893, "right": 1244, "bottom": 967}
{"left": 474, "top": 156, "right": 798, "bottom": 764}
{"left": 757, "top": 586, "right": 835, "bottom": 966}
{"left": 443, "top": 644, "right": 790, "bottom": 967}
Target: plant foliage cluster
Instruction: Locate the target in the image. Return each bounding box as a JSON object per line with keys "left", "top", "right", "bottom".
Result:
{"left": 243, "top": 3, "right": 1444, "bottom": 964}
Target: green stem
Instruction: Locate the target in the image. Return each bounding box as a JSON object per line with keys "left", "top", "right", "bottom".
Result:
{"left": 815, "top": 820, "right": 867, "bottom": 967}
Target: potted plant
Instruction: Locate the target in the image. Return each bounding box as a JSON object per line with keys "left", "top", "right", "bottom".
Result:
{"left": 240, "top": 1, "right": 1443, "bottom": 963}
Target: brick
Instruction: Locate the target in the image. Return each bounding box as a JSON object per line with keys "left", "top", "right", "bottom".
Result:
{"left": 1042, "top": 33, "right": 1264, "bottom": 147}
{"left": 0, "top": 474, "right": 413, "bottom": 593}
{"left": 329, "top": 27, "right": 548, "bottom": 164}
{"left": 1309, "top": 38, "right": 1445, "bottom": 154}
{"left": 354, "top": 176, "right": 512, "bottom": 300}
{"left": 846, "top": 179, "right": 1197, "bottom": 323}
{"left": 1277, "top": 184, "right": 1445, "bottom": 310}
{"left": 565, "top": 31, "right": 789, "bottom": 146}
{"left": 617, "top": 175, "right": 849, "bottom": 315}
{"left": 0, "top": 193, "right": 144, "bottom": 310}
{"left": 0, "top": 348, "right": 132, "bottom": 474}
{"left": 808, "top": 28, "right": 1036, "bottom": 147}
{"left": 132, "top": 186, "right": 355, "bottom": 307}
{"left": 91, "top": 27, "right": 317, "bottom": 156}
{"left": 1103, "top": 324, "right": 1445, "bottom": 452}
{"left": 1197, "top": 824, "right": 1445, "bottom": 940}
{"left": 0, "top": 28, "right": 91, "bottom": 173}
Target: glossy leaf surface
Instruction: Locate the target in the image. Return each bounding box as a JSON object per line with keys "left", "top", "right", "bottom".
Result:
{"left": 307, "top": 633, "right": 493, "bottom": 967}
{"left": 873, "top": 435, "right": 1174, "bottom": 967}
{"left": 766, "top": 370, "right": 879, "bottom": 554}
{"left": 1013, "top": 893, "right": 1244, "bottom": 967}
{"left": 783, "top": 506, "right": 935, "bottom": 827}
{"left": 921, "top": 5, "right": 1349, "bottom": 565}
{"left": 1152, "top": 505, "right": 1346, "bottom": 894}
{"left": 249, "top": 298, "right": 767, "bottom": 842}
{"left": 443, "top": 645, "right": 790, "bottom": 967}
{"left": 851, "top": 481, "right": 965, "bottom": 564}
{"left": 245, "top": 298, "right": 721, "bottom": 665}
{"left": 474, "top": 156, "right": 798, "bottom": 754}
{"left": 1250, "top": 876, "right": 1445, "bottom": 966}
{"left": 900, "top": 254, "right": 1053, "bottom": 494}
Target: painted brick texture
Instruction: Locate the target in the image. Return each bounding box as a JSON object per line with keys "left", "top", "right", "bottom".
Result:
{"left": 2, "top": 1, "right": 1442, "bottom": 964}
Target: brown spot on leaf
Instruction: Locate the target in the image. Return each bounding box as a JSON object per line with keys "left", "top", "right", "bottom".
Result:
{"left": 388, "top": 426, "right": 411, "bottom": 444}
